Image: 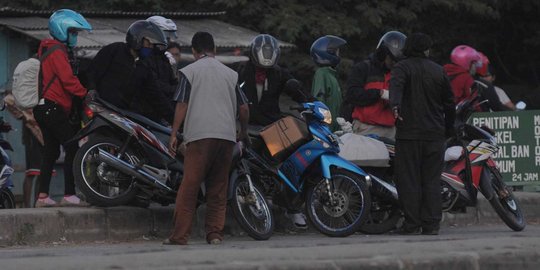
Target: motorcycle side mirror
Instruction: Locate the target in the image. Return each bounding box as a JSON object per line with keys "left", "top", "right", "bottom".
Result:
{"left": 515, "top": 101, "right": 527, "bottom": 111}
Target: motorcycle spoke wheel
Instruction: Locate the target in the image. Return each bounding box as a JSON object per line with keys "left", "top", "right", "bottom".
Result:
{"left": 81, "top": 143, "right": 136, "bottom": 200}
{"left": 231, "top": 178, "right": 274, "bottom": 240}
{"left": 307, "top": 169, "right": 370, "bottom": 237}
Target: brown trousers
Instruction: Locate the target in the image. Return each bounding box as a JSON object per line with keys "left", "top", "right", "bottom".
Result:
{"left": 169, "top": 138, "right": 234, "bottom": 244}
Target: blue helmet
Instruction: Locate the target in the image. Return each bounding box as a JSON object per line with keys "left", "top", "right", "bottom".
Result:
{"left": 310, "top": 35, "right": 347, "bottom": 67}
{"left": 48, "top": 9, "right": 92, "bottom": 47}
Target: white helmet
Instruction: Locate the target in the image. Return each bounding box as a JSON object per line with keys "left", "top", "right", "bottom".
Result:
{"left": 147, "top": 15, "right": 177, "bottom": 40}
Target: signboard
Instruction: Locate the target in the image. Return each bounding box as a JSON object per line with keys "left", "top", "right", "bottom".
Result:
{"left": 470, "top": 110, "right": 540, "bottom": 186}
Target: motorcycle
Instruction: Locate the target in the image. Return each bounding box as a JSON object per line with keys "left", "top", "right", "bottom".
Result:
{"left": 70, "top": 98, "right": 274, "bottom": 240}
{"left": 441, "top": 96, "right": 526, "bottom": 231}
{"left": 0, "top": 117, "right": 16, "bottom": 209}
{"left": 347, "top": 93, "right": 526, "bottom": 233}
{"left": 245, "top": 101, "right": 372, "bottom": 237}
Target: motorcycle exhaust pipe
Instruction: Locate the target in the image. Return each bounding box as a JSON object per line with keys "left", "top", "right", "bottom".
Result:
{"left": 98, "top": 149, "right": 173, "bottom": 192}
{"left": 369, "top": 174, "right": 399, "bottom": 201}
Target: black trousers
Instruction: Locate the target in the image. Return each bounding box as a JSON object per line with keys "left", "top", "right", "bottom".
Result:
{"left": 33, "top": 101, "right": 79, "bottom": 195}
{"left": 394, "top": 139, "right": 445, "bottom": 231}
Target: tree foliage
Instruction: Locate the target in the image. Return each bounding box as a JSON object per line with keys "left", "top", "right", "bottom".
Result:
{"left": 3, "top": 0, "right": 539, "bottom": 90}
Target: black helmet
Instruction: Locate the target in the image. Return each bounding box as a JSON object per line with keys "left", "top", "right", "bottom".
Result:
{"left": 375, "top": 31, "right": 407, "bottom": 61}
{"left": 126, "top": 20, "right": 167, "bottom": 50}
{"left": 250, "top": 34, "right": 280, "bottom": 68}
{"left": 310, "top": 35, "right": 347, "bottom": 67}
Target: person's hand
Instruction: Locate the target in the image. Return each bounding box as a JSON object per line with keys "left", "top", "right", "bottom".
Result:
{"left": 169, "top": 135, "right": 178, "bottom": 154}
{"left": 238, "top": 130, "right": 251, "bottom": 147}
{"left": 392, "top": 106, "right": 403, "bottom": 121}
{"left": 380, "top": 89, "right": 390, "bottom": 100}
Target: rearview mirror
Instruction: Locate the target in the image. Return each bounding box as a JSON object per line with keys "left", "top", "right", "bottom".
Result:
{"left": 515, "top": 101, "right": 527, "bottom": 111}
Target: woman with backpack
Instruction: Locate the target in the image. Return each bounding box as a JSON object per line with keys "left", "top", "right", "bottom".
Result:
{"left": 33, "top": 9, "right": 92, "bottom": 207}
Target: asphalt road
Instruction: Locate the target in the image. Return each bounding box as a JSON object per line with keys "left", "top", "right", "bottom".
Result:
{"left": 1, "top": 224, "right": 539, "bottom": 270}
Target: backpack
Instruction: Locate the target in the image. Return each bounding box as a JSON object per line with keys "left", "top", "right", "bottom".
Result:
{"left": 11, "top": 44, "right": 64, "bottom": 110}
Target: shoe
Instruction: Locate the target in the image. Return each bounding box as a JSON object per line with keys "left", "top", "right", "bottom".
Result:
{"left": 209, "top": 238, "right": 222, "bottom": 245}
{"left": 394, "top": 227, "right": 422, "bottom": 235}
{"left": 422, "top": 228, "right": 440, "bottom": 235}
{"left": 162, "top": 238, "right": 185, "bottom": 245}
{"left": 35, "top": 196, "right": 57, "bottom": 208}
{"left": 287, "top": 212, "right": 308, "bottom": 229}
{"left": 59, "top": 195, "right": 90, "bottom": 207}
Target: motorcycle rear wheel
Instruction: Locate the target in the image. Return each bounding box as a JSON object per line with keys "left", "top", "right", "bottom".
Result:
{"left": 74, "top": 135, "right": 139, "bottom": 207}
{"left": 359, "top": 200, "right": 402, "bottom": 234}
{"left": 486, "top": 168, "right": 526, "bottom": 231}
{"left": 230, "top": 177, "right": 274, "bottom": 240}
{"left": 0, "top": 188, "right": 15, "bottom": 209}
{"left": 306, "top": 169, "right": 371, "bottom": 237}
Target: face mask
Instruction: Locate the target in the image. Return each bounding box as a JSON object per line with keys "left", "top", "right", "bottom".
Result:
{"left": 67, "top": 32, "right": 78, "bottom": 47}
{"left": 139, "top": 47, "right": 153, "bottom": 59}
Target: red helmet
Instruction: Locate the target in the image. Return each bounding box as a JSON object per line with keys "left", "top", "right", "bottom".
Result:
{"left": 476, "top": 52, "right": 490, "bottom": 77}
{"left": 450, "top": 45, "right": 482, "bottom": 71}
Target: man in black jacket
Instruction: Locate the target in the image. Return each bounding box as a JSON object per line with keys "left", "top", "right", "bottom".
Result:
{"left": 86, "top": 42, "right": 136, "bottom": 109}
{"left": 389, "top": 33, "right": 455, "bottom": 235}
{"left": 237, "top": 34, "right": 309, "bottom": 127}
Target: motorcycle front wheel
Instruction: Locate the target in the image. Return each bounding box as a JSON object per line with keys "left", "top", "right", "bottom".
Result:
{"left": 306, "top": 169, "right": 371, "bottom": 237}
{"left": 73, "top": 135, "right": 140, "bottom": 207}
{"left": 485, "top": 167, "right": 526, "bottom": 231}
{"left": 230, "top": 177, "right": 274, "bottom": 240}
{"left": 0, "top": 187, "right": 15, "bottom": 209}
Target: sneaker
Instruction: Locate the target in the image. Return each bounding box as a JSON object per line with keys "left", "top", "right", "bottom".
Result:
{"left": 287, "top": 212, "right": 308, "bottom": 229}
{"left": 59, "top": 195, "right": 90, "bottom": 207}
{"left": 35, "top": 196, "right": 57, "bottom": 208}
{"left": 209, "top": 238, "right": 222, "bottom": 245}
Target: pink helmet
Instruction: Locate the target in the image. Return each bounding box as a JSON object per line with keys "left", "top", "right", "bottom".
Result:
{"left": 450, "top": 45, "right": 482, "bottom": 71}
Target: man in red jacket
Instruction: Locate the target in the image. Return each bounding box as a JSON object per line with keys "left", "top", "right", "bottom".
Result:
{"left": 33, "top": 9, "right": 91, "bottom": 207}
{"left": 345, "top": 31, "right": 406, "bottom": 139}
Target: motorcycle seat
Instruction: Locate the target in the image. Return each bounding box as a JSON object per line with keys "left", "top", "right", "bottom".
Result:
{"left": 121, "top": 110, "right": 172, "bottom": 135}
{"left": 248, "top": 125, "right": 264, "bottom": 137}
{"left": 366, "top": 134, "right": 395, "bottom": 146}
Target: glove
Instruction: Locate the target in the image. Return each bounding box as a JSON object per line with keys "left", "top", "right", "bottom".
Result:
{"left": 164, "top": 51, "right": 176, "bottom": 65}
{"left": 380, "top": 89, "right": 389, "bottom": 100}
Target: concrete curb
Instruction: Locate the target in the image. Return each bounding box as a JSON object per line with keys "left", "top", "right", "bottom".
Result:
{"left": 0, "top": 192, "right": 538, "bottom": 246}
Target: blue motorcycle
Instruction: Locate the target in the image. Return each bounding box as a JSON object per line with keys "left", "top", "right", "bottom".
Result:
{"left": 245, "top": 101, "right": 371, "bottom": 237}
{"left": 0, "top": 117, "right": 15, "bottom": 209}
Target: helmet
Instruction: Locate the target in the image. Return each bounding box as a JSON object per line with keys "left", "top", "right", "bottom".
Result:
{"left": 147, "top": 15, "right": 177, "bottom": 40}
{"left": 250, "top": 34, "right": 280, "bottom": 68}
{"left": 310, "top": 35, "right": 347, "bottom": 67}
{"left": 376, "top": 31, "right": 407, "bottom": 61}
{"left": 476, "top": 52, "right": 490, "bottom": 77}
{"left": 126, "top": 20, "right": 167, "bottom": 50}
{"left": 48, "top": 9, "right": 92, "bottom": 47}
{"left": 450, "top": 45, "right": 482, "bottom": 71}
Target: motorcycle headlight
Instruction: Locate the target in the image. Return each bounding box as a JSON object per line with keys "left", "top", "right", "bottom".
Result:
{"left": 318, "top": 107, "right": 332, "bottom": 125}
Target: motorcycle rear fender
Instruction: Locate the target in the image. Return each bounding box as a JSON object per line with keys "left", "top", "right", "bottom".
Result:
{"left": 227, "top": 168, "right": 241, "bottom": 200}
{"left": 65, "top": 117, "right": 115, "bottom": 145}
{"left": 319, "top": 153, "right": 369, "bottom": 182}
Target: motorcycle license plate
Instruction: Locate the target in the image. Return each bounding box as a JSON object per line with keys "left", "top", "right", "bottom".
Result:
{"left": 78, "top": 136, "right": 89, "bottom": 147}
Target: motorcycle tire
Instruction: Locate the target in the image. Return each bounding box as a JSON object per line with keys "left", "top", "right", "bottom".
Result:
{"left": 73, "top": 135, "right": 139, "bottom": 207}
{"left": 230, "top": 177, "right": 274, "bottom": 240}
{"left": 306, "top": 168, "right": 371, "bottom": 237}
{"left": 358, "top": 203, "right": 402, "bottom": 234}
{"left": 486, "top": 168, "right": 526, "bottom": 231}
{"left": 0, "top": 187, "right": 16, "bottom": 209}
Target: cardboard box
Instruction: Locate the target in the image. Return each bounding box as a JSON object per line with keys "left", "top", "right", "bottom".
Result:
{"left": 260, "top": 116, "right": 310, "bottom": 160}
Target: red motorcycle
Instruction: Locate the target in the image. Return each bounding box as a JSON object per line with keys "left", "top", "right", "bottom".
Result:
{"left": 441, "top": 96, "right": 525, "bottom": 231}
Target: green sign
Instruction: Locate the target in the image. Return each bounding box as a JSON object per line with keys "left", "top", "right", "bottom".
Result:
{"left": 470, "top": 110, "right": 540, "bottom": 186}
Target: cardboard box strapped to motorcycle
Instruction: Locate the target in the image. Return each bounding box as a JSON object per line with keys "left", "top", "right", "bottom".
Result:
{"left": 260, "top": 116, "right": 310, "bottom": 160}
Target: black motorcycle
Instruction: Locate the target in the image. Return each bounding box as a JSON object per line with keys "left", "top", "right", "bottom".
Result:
{"left": 69, "top": 98, "right": 274, "bottom": 240}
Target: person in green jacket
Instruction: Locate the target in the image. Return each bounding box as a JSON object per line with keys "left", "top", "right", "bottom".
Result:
{"left": 310, "top": 35, "right": 347, "bottom": 131}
